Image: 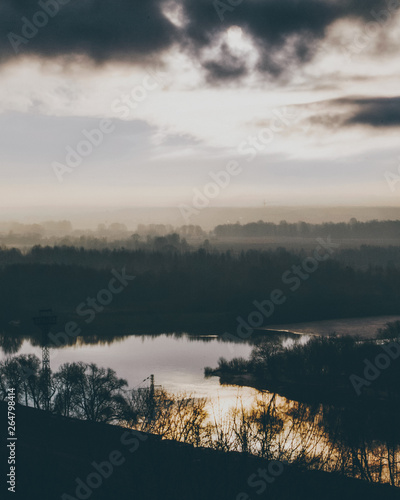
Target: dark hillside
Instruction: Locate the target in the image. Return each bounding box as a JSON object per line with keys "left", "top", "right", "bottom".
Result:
{"left": 1, "top": 402, "right": 399, "bottom": 500}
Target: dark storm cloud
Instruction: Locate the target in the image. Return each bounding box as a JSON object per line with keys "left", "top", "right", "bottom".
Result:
{"left": 181, "top": 0, "right": 397, "bottom": 79}
{"left": 1, "top": 0, "right": 398, "bottom": 79}
{"left": 202, "top": 43, "right": 247, "bottom": 82}
{"left": 182, "top": 0, "right": 340, "bottom": 78}
{"left": 0, "top": 0, "right": 177, "bottom": 64}
{"left": 344, "top": 97, "right": 400, "bottom": 127}
{"left": 301, "top": 95, "right": 400, "bottom": 130}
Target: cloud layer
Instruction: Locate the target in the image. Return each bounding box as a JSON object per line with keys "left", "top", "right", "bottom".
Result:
{"left": 2, "top": 0, "right": 398, "bottom": 80}
{"left": 1, "top": 0, "right": 176, "bottom": 64}
{"left": 344, "top": 96, "right": 400, "bottom": 127}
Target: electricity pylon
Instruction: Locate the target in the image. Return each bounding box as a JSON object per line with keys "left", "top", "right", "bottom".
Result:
{"left": 33, "top": 309, "right": 57, "bottom": 411}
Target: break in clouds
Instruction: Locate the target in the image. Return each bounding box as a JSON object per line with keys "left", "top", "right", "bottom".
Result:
{"left": 2, "top": 0, "right": 400, "bottom": 209}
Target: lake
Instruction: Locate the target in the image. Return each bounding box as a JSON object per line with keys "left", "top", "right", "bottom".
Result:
{"left": 1, "top": 317, "right": 400, "bottom": 486}
{"left": 0, "top": 333, "right": 259, "bottom": 415}
{"left": 265, "top": 315, "right": 400, "bottom": 338}
{"left": 1, "top": 314, "right": 398, "bottom": 408}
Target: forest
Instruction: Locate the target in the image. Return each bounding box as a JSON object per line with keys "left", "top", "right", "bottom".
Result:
{"left": 0, "top": 238, "right": 400, "bottom": 336}
{"left": 1, "top": 218, "right": 400, "bottom": 249}
{"left": 214, "top": 219, "right": 400, "bottom": 239}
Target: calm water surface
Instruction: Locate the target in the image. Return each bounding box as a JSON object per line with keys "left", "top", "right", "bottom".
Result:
{"left": 1, "top": 334, "right": 258, "bottom": 413}
{"left": 2, "top": 323, "right": 400, "bottom": 486}
{"left": 266, "top": 315, "right": 400, "bottom": 338}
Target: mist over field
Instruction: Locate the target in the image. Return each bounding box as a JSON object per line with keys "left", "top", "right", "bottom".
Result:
{"left": 2, "top": 205, "right": 400, "bottom": 231}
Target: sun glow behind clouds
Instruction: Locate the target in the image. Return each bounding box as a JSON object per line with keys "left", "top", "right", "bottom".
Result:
{"left": 161, "top": 0, "right": 186, "bottom": 28}
{"left": 225, "top": 25, "right": 257, "bottom": 61}
{"left": 227, "top": 26, "right": 244, "bottom": 49}
{"left": 1, "top": 4, "right": 400, "bottom": 209}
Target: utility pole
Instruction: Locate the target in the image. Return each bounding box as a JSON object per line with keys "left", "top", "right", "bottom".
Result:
{"left": 150, "top": 374, "right": 155, "bottom": 400}
{"left": 148, "top": 374, "right": 155, "bottom": 422}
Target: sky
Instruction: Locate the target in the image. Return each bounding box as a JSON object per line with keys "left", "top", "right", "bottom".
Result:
{"left": 1, "top": 0, "right": 400, "bottom": 214}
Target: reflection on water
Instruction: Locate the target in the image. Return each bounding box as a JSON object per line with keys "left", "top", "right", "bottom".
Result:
{"left": 196, "top": 390, "right": 400, "bottom": 486}
{"left": 0, "top": 330, "right": 244, "bottom": 355}
{"left": 266, "top": 315, "right": 400, "bottom": 338}
{"left": 0, "top": 333, "right": 257, "bottom": 411}
{"left": 242, "top": 394, "right": 400, "bottom": 486}
{"left": 0, "top": 333, "right": 23, "bottom": 355}
{"left": 1, "top": 331, "right": 399, "bottom": 487}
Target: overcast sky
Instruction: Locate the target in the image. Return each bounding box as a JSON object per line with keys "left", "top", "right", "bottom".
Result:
{"left": 1, "top": 0, "right": 400, "bottom": 211}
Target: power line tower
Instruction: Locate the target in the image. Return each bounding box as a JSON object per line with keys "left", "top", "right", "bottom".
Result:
{"left": 147, "top": 374, "right": 162, "bottom": 422}
{"left": 33, "top": 309, "right": 57, "bottom": 411}
{"left": 149, "top": 374, "right": 155, "bottom": 400}
{"left": 148, "top": 374, "right": 155, "bottom": 421}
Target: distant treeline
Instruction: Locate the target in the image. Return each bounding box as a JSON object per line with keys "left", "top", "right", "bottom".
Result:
{"left": 1, "top": 245, "right": 400, "bottom": 331}
{"left": 0, "top": 222, "right": 206, "bottom": 248}
{"left": 1, "top": 219, "right": 400, "bottom": 249}
{"left": 214, "top": 219, "right": 400, "bottom": 239}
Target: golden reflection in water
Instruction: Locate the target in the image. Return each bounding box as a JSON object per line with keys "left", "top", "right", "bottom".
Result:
{"left": 207, "top": 389, "right": 399, "bottom": 486}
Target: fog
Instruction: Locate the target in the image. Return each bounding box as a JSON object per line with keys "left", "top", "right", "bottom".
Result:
{"left": 2, "top": 206, "right": 400, "bottom": 232}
